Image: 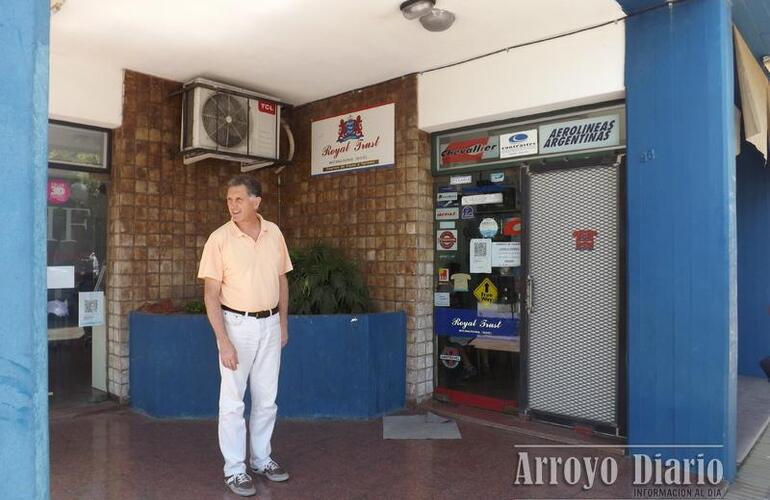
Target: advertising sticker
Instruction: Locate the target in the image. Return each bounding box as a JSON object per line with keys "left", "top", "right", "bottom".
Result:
{"left": 499, "top": 129, "right": 538, "bottom": 158}
{"left": 434, "top": 307, "right": 518, "bottom": 338}
{"left": 436, "top": 230, "right": 458, "bottom": 251}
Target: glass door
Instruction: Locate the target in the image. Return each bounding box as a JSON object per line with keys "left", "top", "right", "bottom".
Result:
{"left": 433, "top": 169, "right": 523, "bottom": 412}
{"left": 47, "top": 121, "right": 110, "bottom": 408}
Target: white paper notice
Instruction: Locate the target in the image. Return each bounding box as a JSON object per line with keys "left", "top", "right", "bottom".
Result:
{"left": 434, "top": 292, "right": 450, "bottom": 307}
{"left": 492, "top": 242, "right": 521, "bottom": 267}
{"left": 47, "top": 266, "right": 75, "bottom": 289}
{"left": 469, "top": 238, "right": 492, "bottom": 273}
{"left": 78, "top": 291, "right": 105, "bottom": 327}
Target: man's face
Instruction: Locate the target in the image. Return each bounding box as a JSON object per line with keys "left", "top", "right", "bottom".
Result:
{"left": 226, "top": 185, "right": 261, "bottom": 223}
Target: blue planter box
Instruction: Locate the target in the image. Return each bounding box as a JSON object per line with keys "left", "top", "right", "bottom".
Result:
{"left": 128, "top": 311, "right": 406, "bottom": 419}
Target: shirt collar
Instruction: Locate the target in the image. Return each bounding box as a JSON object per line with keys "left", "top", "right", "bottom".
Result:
{"left": 228, "top": 214, "right": 268, "bottom": 238}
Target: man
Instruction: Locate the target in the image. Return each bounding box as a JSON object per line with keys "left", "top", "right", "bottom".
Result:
{"left": 198, "top": 175, "right": 292, "bottom": 497}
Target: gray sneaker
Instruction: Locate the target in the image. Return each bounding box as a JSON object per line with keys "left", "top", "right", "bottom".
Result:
{"left": 252, "top": 459, "right": 290, "bottom": 482}
{"left": 225, "top": 472, "right": 257, "bottom": 496}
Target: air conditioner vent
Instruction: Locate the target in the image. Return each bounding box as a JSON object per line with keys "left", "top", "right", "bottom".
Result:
{"left": 180, "top": 77, "right": 284, "bottom": 166}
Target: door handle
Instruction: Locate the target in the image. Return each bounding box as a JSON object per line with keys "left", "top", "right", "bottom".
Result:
{"left": 526, "top": 275, "right": 533, "bottom": 313}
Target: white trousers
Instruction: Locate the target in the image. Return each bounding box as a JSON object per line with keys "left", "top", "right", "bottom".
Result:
{"left": 219, "top": 310, "right": 282, "bottom": 477}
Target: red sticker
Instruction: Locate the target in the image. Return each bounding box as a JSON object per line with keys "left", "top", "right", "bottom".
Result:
{"left": 438, "top": 230, "right": 457, "bottom": 250}
{"left": 572, "top": 229, "right": 598, "bottom": 251}
{"left": 48, "top": 180, "right": 71, "bottom": 204}
{"left": 503, "top": 217, "right": 522, "bottom": 236}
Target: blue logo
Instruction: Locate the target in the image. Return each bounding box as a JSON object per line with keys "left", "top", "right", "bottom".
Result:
{"left": 461, "top": 206, "right": 475, "bottom": 220}
{"left": 510, "top": 133, "right": 529, "bottom": 143}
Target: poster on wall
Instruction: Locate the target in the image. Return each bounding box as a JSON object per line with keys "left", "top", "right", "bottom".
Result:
{"left": 311, "top": 103, "right": 395, "bottom": 176}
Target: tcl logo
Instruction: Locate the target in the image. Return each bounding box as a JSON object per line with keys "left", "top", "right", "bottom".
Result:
{"left": 258, "top": 101, "right": 276, "bottom": 115}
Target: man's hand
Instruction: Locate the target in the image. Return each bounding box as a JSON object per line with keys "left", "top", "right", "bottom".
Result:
{"left": 281, "top": 328, "right": 289, "bottom": 348}
{"left": 219, "top": 338, "right": 238, "bottom": 370}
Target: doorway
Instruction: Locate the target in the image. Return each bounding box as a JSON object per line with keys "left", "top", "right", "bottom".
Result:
{"left": 47, "top": 122, "right": 110, "bottom": 409}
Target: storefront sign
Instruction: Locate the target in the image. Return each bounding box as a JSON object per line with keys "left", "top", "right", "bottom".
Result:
{"left": 461, "top": 193, "right": 503, "bottom": 206}
{"left": 479, "top": 218, "right": 499, "bottom": 238}
{"left": 311, "top": 103, "right": 395, "bottom": 175}
{"left": 449, "top": 174, "right": 473, "bottom": 185}
{"left": 573, "top": 229, "right": 598, "bottom": 251}
{"left": 473, "top": 277, "right": 498, "bottom": 304}
{"left": 439, "top": 136, "right": 499, "bottom": 167}
{"left": 434, "top": 307, "right": 518, "bottom": 338}
{"left": 435, "top": 207, "right": 459, "bottom": 220}
{"left": 436, "top": 191, "right": 458, "bottom": 202}
{"left": 500, "top": 129, "right": 538, "bottom": 158}
{"left": 539, "top": 114, "right": 620, "bottom": 155}
{"left": 461, "top": 206, "right": 475, "bottom": 220}
{"left": 436, "top": 230, "right": 458, "bottom": 251}
{"left": 438, "top": 221, "right": 455, "bottom": 229}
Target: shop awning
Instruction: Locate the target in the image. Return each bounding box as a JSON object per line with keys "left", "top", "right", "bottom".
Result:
{"left": 734, "top": 26, "right": 770, "bottom": 164}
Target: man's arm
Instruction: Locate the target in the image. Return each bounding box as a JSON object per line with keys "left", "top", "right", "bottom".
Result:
{"left": 204, "top": 278, "right": 238, "bottom": 370}
{"left": 279, "top": 274, "right": 289, "bottom": 347}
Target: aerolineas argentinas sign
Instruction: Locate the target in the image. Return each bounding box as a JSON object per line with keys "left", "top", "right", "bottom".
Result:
{"left": 311, "top": 103, "right": 395, "bottom": 176}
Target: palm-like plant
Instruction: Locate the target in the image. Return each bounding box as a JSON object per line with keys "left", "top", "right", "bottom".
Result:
{"left": 288, "top": 243, "right": 371, "bottom": 314}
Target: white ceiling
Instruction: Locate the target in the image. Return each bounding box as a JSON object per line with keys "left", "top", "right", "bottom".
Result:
{"left": 50, "top": 0, "right": 624, "bottom": 106}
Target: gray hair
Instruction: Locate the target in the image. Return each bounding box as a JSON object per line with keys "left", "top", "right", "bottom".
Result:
{"left": 227, "top": 175, "right": 262, "bottom": 198}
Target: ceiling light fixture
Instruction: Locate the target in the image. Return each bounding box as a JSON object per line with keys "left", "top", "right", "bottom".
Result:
{"left": 418, "top": 8, "right": 455, "bottom": 32}
{"left": 400, "top": 0, "right": 455, "bottom": 32}
{"left": 400, "top": 0, "right": 436, "bottom": 20}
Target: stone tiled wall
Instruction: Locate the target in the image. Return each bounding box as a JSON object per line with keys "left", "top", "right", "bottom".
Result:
{"left": 106, "top": 71, "right": 279, "bottom": 398}
{"left": 107, "top": 71, "right": 432, "bottom": 402}
{"left": 280, "top": 76, "right": 435, "bottom": 400}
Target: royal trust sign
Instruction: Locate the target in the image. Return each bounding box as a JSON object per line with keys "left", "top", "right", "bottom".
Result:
{"left": 311, "top": 103, "right": 395, "bottom": 176}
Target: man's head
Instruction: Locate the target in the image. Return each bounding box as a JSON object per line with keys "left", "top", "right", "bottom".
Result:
{"left": 226, "top": 175, "right": 262, "bottom": 224}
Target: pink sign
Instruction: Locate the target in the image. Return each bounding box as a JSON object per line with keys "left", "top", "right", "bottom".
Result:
{"left": 48, "top": 180, "right": 71, "bottom": 204}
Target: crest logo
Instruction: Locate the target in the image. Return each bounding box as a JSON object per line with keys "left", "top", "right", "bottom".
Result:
{"left": 337, "top": 115, "right": 364, "bottom": 142}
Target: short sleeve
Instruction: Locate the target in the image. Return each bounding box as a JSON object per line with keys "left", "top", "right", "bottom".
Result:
{"left": 278, "top": 232, "right": 293, "bottom": 275}
{"left": 197, "top": 234, "right": 224, "bottom": 281}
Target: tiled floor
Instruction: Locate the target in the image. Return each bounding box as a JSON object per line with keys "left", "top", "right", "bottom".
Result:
{"left": 50, "top": 406, "right": 723, "bottom": 500}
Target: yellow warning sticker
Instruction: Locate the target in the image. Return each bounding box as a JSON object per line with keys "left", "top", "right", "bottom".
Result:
{"left": 473, "top": 277, "right": 498, "bottom": 304}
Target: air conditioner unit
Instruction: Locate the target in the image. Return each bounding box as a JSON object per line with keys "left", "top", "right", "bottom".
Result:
{"left": 180, "top": 78, "right": 283, "bottom": 166}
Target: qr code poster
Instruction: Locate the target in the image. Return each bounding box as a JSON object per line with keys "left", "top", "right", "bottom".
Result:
{"left": 78, "top": 291, "right": 105, "bottom": 327}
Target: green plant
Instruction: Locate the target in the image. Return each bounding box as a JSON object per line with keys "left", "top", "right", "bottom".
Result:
{"left": 184, "top": 300, "right": 206, "bottom": 314}
{"left": 288, "top": 243, "right": 371, "bottom": 314}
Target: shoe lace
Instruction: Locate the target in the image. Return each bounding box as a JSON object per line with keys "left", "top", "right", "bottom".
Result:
{"left": 264, "top": 460, "right": 280, "bottom": 472}
{"left": 232, "top": 472, "right": 251, "bottom": 486}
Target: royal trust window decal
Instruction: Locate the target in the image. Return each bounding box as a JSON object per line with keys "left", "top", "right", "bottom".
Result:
{"left": 311, "top": 103, "right": 395, "bottom": 176}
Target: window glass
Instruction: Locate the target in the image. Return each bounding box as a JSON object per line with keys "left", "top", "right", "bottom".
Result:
{"left": 48, "top": 123, "right": 109, "bottom": 169}
{"left": 47, "top": 169, "right": 108, "bottom": 330}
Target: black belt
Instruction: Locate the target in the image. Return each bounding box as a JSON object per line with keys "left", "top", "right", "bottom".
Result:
{"left": 221, "top": 304, "right": 279, "bottom": 318}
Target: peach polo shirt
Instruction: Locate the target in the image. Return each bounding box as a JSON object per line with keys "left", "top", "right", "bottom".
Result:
{"left": 197, "top": 216, "right": 293, "bottom": 312}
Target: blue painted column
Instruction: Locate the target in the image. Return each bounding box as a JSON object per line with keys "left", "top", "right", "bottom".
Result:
{"left": 618, "top": 0, "right": 737, "bottom": 481}
{"left": 0, "top": 1, "right": 51, "bottom": 499}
